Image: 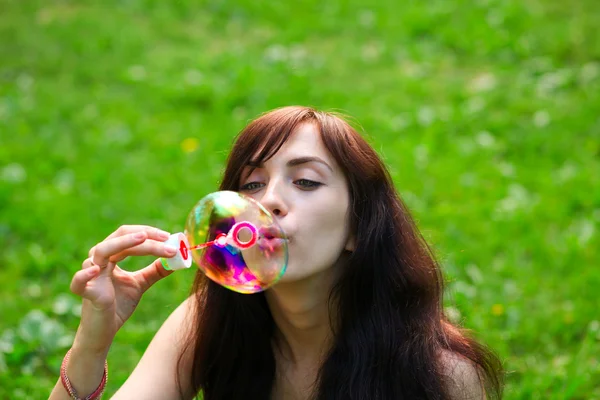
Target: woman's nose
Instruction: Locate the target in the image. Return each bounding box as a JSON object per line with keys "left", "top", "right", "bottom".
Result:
{"left": 259, "top": 181, "right": 288, "bottom": 218}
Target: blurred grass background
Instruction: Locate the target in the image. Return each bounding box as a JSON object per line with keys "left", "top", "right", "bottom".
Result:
{"left": 1, "top": 0, "right": 599, "bottom": 398}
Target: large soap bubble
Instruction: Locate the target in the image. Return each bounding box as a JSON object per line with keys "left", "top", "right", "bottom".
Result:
{"left": 184, "top": 191, "right": 288, "bottom": 293}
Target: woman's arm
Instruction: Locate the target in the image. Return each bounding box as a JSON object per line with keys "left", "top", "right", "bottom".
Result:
{"left": 49, "top": 344, "right": 109, "bottom": 400}
{"left": 49, "top": 226, "right": 180, "bottom": 399}
{"left": 111, "top": 295, "right": 197, "bottom": 399}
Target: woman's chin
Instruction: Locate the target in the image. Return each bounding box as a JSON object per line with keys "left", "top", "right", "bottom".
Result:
{"left": 274, "top": 263, "right": 335, "bottom": 285}
{"left": 275, "top": 263, "right": 310, "bottom": 283}
{"left": 277, "top": 269, "right": 302, "bottom": 283}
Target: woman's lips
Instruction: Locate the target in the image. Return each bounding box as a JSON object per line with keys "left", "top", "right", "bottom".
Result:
{"left": 258, "top": 226, "right": 290, "bottom": 242}
{"left": 257, "top": 237, "right": 288, "bottom": 249}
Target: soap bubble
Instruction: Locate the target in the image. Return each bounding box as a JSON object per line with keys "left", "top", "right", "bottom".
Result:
{"left": 185, "top": 191, "right": 288, "bottom": 293}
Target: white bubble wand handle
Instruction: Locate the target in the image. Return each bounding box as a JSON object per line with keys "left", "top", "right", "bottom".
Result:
{"left": 160, "top": 233, "right": 193, "bottom": 271}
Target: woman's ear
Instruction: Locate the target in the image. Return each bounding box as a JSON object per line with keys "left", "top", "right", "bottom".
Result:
{"left": 344, "top": 234, "right": 355, "bottom": 252}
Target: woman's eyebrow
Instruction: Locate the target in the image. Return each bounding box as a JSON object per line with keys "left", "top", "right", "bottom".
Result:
{"left": 246, "top": 156, "right": 333, "bottom": 172}
{"left": 287, "top": 156, "right": 333, "bottom": 172}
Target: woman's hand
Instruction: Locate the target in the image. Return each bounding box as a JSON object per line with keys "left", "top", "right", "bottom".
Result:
{"left": 69, "top": 225, "right": 178, "bottom": 354}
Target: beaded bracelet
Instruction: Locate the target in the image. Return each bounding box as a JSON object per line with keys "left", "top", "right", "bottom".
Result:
{"left": 60, "top": 348, "right": 108, "bottom": 400}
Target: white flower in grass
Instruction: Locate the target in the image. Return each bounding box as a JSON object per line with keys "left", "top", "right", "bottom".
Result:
{"left": 496, "top": 161, "right": 515, "bottom": 178}
{"left": 16, "top": 74, "right": 34, "bottom": 91}
{"left": 452, "top": 281, "right": 477, "bottom": 299}
{"left": 0, "top": 330, "right": 15, "bottom": 353}
{"left": 459, "top": 172, "right": 477, "bottom": 187}
{"left": 494, "top": 183, "right": 538, "bottom": 216}
{"left": 413, "top": 144, "right": 429, "bottom": 166}
{"left": 26, "top": 283, "right": 41, "bottom": 298}
{"left": 568, "top": 219, "right": 595, "bottom": 247}
{"left": 555, "top": 162, "right": 577, "bottom": 183}
{"left": 580, "top": 62, "right": 599, "bottom": 84}
{"left": 476, "top": 130, "right": 496, "bottom": 148}
{"left": 389, "top": 114, "right": 410, "bottom": 132}
{"left": 358, "top": 10, "right": 375, "bottom": 27}
{"left": 533, "top": 110, "right": 550, "bottom": 127}
{"left": 184, "top": 69, "right": 203, "bottom": 86}
{"left": 54, "top": 169, "right": 74, "bottom": 195}
{"left": 264, "top": 44, "right": 287, "bottom": 63}
{"left": 2, "top": 163, "right": 26, "bottom": 183}
{"left": 465, "top": 264, "right": 483, "bottom": 284}
{"left": 127, "top": 65, "right": 147, "bottom": 81}
{"left": 465, "top": 97, "right": 486, "bottom": 114}
{"left": 536, "top": 69, "right": 572, "bottom": 96}
{"left": 457, "top": 138, "right": 475, "bottom": 155}
{"left": 362, "top": 42, "right": 383, "bottom": 63}
{"left": 417, "top": 106, "right": 435, "bottom": 126}
{"left": 53, "top": 294, "right": 76, "bottom": 316}
{"left": 468, "top": 72, "right": 497, "bottom": 93}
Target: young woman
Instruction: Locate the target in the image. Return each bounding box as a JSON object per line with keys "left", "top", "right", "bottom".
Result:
{"left": 50, "top": 106, "right": 503, "bottom": 399}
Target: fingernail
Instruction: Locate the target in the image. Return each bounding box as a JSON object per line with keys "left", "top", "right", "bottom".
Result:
{"left": 158, "top": 230, "right": 171, "bottom": 240}
{"left": 134, "top": 232, "right": 146, "bottom": 239}
{"left": 165, "top": 245, "right": 178, "bottom": 254}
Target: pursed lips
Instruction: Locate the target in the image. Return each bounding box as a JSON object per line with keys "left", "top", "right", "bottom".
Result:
{"left": 259, "top": 225, "right": 291, "bottom": 242}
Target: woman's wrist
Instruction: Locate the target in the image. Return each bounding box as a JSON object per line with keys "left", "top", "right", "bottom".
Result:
{"left": 72, "top": 333, "right": 112, "bottom": 358}
{"left": 64, "top": 344, "right": 109, "bottom": 397}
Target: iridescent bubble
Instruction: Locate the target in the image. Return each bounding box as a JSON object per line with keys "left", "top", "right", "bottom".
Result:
{"left": 185, "top": 191, "right": 288, "bottom": 293}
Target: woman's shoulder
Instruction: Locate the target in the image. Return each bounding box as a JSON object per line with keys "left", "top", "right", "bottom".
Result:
{"left": 438, "top": 349, "right": 486, "bottom": 400}
{"left": 111, "top": 295, "right": 197, "bottom": 399}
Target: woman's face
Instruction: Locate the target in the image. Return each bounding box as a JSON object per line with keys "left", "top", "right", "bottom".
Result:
{"left": 238, "top": 122, "right": 354, "bottom": 283}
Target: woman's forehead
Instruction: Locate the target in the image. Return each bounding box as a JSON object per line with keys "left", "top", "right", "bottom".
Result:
{"left": 253, "top": 123, "right": 333, "bottom": 165}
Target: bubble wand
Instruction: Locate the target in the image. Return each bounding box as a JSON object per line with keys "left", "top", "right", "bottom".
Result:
{"left": 159, "top": 191, "right": 288, "bottom": 294}
{"left": 161, "top": 221, "right": 266, "bottom": 269}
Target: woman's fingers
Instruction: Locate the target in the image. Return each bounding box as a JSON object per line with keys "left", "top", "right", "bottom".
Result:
{"left": 109, "top": 240, "right": 178, "bottom": 263}
{"left": 91, "top": 231, "right": 149, "bottom": 267}
{"left": 104, "top": 225, "right": 171, "bottom": 241}
{"left": 88, "top": 226, "right": 171, "bottom": 260}
{"left": 134, "top": 259, "right": 174, "bottom": 293}
{"left": 71, "top": 263, "right": 101, "bottom": 296}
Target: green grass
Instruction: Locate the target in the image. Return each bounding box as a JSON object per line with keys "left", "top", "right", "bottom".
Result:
{"left": 1, "top": 0, "right": 599, "bottom": 398}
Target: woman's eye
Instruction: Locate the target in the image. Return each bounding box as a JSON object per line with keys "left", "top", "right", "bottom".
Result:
{"left": 239, "top": 180, "right": 321, "bottom": 191}
{"left": 239, "top": 182, "right": 264, "bottom": 191}
{"left": 295, "top": 179, "right": 322, "bottom": 189}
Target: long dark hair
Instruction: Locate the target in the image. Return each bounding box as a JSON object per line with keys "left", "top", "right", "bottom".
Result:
{"left": 177, "top": 106, "right": 503, "bottom": 399}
